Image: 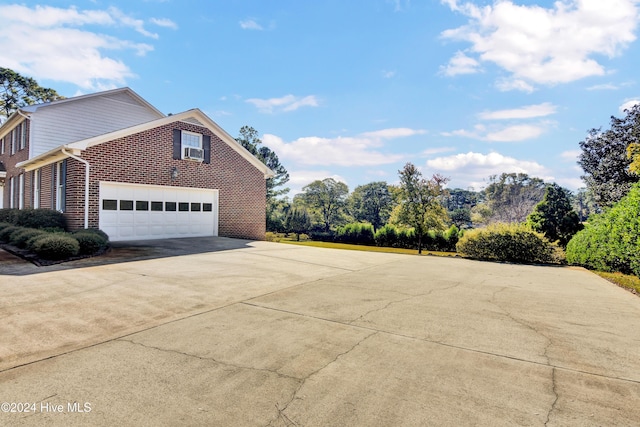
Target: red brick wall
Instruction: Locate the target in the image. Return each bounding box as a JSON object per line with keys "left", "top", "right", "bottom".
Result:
{"left": 67, "top": 121, "right": 267, "bottom": 240}
{"left": 0, "top": 119, "right": 30, "bottom": 208}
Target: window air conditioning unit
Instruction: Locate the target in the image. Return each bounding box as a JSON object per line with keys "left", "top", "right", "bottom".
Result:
{"left": 184, "top": 147, "right": 204, "bottom": 161}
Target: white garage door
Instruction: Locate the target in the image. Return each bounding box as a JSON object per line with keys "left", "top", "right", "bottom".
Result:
{"left": 99, "top": 181, "right": 218, "bottom": 241}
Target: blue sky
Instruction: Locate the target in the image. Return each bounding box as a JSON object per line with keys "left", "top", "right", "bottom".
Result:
{"left": 2, "top": 1, "right": 639, "bottom": 195}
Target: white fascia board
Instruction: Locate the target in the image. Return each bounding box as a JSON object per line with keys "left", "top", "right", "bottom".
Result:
{"left": 17, "top": 147, "right": 82, "bottom": 171}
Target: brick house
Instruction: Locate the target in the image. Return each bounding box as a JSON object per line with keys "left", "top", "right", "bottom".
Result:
{"left": 0, "top": 88, "right": 274, "bottom": 241}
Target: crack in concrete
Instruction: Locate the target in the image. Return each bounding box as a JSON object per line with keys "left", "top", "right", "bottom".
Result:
{"left": 350, "top": 281, "right": 463, "bottom": 325}
{"left": 265, "top": 331, "right": 378, "bottom": 427}
{"left": 545, "top": 367, "right": 559, "bottom": 426}
{"left": 117, "top": 338, "right": 301, "bottom": 383}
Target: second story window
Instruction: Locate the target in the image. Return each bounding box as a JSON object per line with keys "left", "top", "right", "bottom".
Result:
{"left": 0, "top": 137, "right": 4, "bottom": 155}
{"left": 181, "top": 131, "right": 204, "bottom": 161}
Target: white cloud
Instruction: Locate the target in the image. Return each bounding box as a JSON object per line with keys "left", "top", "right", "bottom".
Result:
{"left": 619, "top": 99, "right": 640, "bottom": 113}
{"left": 560, "top": 150, "right": 581, "bottom": 162}
{"left": 246, "top": 94, "right": 319, "bottom": 113}
{"left": 439, "top": 51, "right": 482, "bottom": 76}
{"left": 150, "top": 17, "right": 178, "bottom": 29}
{"left": 443, "top": 123, "right": 548, "bottom": 142}
{"left": 426, "top": 151, "right": 553, "bottom": 189}
{"left": 287, "top": 170, "right": 348, "bottom": 196}
{"left": 441, "top": 0, "right": 640, "bottom": 90}
{"left": 478, "top": 103, "right": 556, "bottom": 120}
{"left": 262, "top": 127, "right": 421, "bottom": 167}
{"left": 382, "top": 70, "right": 396, "bottom": 78}
{"left": 239, "top": 19, "right": 263, "bottom": 30}
{"left": 0, "top": 4, "right": 161, "bottom": 90}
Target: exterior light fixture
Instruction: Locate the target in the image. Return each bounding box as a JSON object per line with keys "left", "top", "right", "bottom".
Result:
{"left": 170, "top": 166, "right": 179, "bottom": 180}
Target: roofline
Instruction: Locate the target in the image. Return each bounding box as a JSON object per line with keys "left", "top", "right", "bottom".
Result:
{"left": 17, "top": 109, "right": 275, "bottom": 178}
{"left": 21, "top": 87, "right": 165, "bottom": 118}
{"left": 0, "top": 110, "right": 28, "bottom": 139}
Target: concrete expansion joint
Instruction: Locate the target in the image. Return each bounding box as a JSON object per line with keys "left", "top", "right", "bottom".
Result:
{"left": 265, "top": 331, "right": 378, "bottom": 427}
{"left": 116, "top": 338, "right": 300, "bottom": 382}
{"left": 545, "top": 367, "right": 559, "bottom": 426}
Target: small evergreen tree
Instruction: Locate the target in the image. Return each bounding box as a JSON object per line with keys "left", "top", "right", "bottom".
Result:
{"left": 527, "top": 184, "right": 582, "bottom": 248}
{"left": 285, "top": 207, "right": 311, "bottom": 241}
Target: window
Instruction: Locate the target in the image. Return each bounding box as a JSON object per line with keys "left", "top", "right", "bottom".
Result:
{"left": 10, "top": 128, "right": 16, "bottom": 155}
{"left": 181, "top": 131, "right": 203, "bottom": 160}
{"left": 151, "top": 201, "right": 163, "bottom": 211}
{"left": 203, "top": 203, "right": 213, "bottom": 212}
{"left": 178, "top": 202, "right": 189, "bottom": 212}
{"left": 55, "top": 161, "right": 66, "bottom": 212}
{"left": 165, "top": 202, "right": 177, "bottom": 211}
{"left": 18, "top": 173, "right": 24, "bottom": 209}
{"left": 120, "top": 200, "right": 133, "bottom": 210}
{"left": 136, "top": 200, "right": 149, "bottom": 211}
{"left": 33, "top": 169, "right": 40, "bottom": 208}
{"left": 0, "top": 137, "right": 4, "bottom": 155}
{"left": 18, "top": 123, "right": 26, "bottom": 150}
{"left": 9, "top": 176, "right": 15, "bottom": 208}
{"left": 191, "top": 202, "right": 201, "bottom": 212}
{"left": 103, "top": 199, "right": 117, "bottom": 210}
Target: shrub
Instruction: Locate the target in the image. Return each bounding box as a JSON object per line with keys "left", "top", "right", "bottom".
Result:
{"left": 309, "top": 231, "right": 335, "bottom": 242}
{"left": 0, "top": 222, "right": 13, "bottom": 232}
{"left": 9, "top": 228, "right": 48, "bottom": 249}
{"left": 0, "top": 209, "right": 18, "bottom": 224}
{"left": 375, "top": 224, "right": 398, "bottom": 247}
{"left": 566, "top": 183, "right": 640, "bottom": 276}
{"left": 335, "top": 223, "right": 375, "bottom": 245}
{"left": 0, "top": 225, "right": 21, "bottom": 243}
{"left": 72, "top": 231, "right": 108, "bottom": 255}
{"left": 32, "top": 234, "right": 80, "bottom": 260}
{"left": 14, "top": 209, "right": 67, "bottom": 230}
{"left": 456, "top": 223, "right": 560, "bottom": 264}
{"left": 73, "top": 228, "right": 109, "bottom": 241}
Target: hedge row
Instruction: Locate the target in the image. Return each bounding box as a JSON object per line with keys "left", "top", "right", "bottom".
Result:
{"left": 456, "top": 223, "right": 562, "bottom": 264}
{"left": 311, "top": 223, "right": 461, "bottom": 252}
{"left": 566, "top": 183, "right": 640, "bottom": 276}
{"left": 0, "top": 222, "right": 109, "bottom": 261}
{"left": 0, "top": 208, "right": 67, "bottom": 230}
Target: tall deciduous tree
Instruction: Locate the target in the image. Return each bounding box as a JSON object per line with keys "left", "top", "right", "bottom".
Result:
{"left": 349, "top": 181, "right": 394, "bottom": 231}
{"left": 236, "top": 126, "right": 290, "bottom": 231}
{"left": 527, "top": 184, "right": 582, "bottom": 248}
{"left": 1, "top": 68, "right": 62, "bottom": 122}
{"left": 578, "top": 104, "right": 640, "bottom": 207}
{"left": 479, "top": 173, "right": 547, "bottom": 224}
{"left": 396, "top": 163, "right": 448, "bottom": 254}
{"left": 285, "top": 206, "right": 311, "bottom": 241}
{"left": 302, "top": 178, "right": 349, "bottom": 232}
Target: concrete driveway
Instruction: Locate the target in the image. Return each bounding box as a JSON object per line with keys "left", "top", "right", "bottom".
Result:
{"left": 1, "top": 238, "right": 639, "bottom": 426}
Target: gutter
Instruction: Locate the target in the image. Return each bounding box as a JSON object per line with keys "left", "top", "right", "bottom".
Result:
{"left": 61, "top": 148, "right": 90, "bottom": 229}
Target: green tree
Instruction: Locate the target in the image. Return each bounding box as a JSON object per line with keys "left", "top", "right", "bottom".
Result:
{"left": 396, "top": 162, "right": 449, "bottom": 254}
{"left": 285, "top": 206, "right": 311, "bottom": 241}
{"left": 302, "top": 178, "right": 349, "bottom": 232}
{"left": 527, "top": 184, "right": 583, "bottom": 248}
{"left": 479, "top": 173, "right": 546, "bottom": 224}
{"left": 236, "top": 126, "right": 290, "bottom": 231}
{"left": 571, "top": 188, "right": 599, "bottom": 222}
{"left": 578, "top": 104, "right": 640, "bottom": 207}
{"left": 1, "top": 68, "right": 63, "bottom": 122}
{"left": 349, "top": 181, "right": 394, "bottom": 232}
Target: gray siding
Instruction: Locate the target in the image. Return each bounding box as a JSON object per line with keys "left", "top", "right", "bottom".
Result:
{"left": 30, "top": 92, "right": 164, "bottom": 157}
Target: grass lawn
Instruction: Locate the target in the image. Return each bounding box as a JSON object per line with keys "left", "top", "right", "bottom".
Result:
{"left": 594, "top": 271, "right": 640, "bottom": 296}
{"left": 279, "top": 239, "right": 458, "bottom": 257}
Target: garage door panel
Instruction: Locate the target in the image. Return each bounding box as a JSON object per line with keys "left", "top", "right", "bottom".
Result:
{"left": 99, "top": 182, "right": 218, "bottom": 242}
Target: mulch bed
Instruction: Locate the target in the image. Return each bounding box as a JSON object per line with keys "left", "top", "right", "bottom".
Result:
{"left": 0, "top": 243, "right": 110, "bottom": 267}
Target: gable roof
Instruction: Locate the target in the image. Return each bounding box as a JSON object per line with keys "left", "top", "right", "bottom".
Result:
{"left": 17, "top": 108, "right": 275, "bottom": 179}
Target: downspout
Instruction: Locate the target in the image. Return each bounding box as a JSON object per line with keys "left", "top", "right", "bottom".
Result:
{"left": 61, "top": 148, "right": 90, "bottom": 229}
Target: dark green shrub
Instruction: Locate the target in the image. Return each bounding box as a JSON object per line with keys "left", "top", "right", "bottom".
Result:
{"left": 335, "top": 223, "right": 375, "bottom": 245}
{"left": 309, "top": 231, "right": 335, "bottom": 242}
{"left": 456, "top": 223, "right": 560, "bottom": 264}
{"left": 9, "top": 228, "right": 47, "bottom": 249}
{"left": 73, "top": 228, "right": 109, "bottom": 241}
{"left": 72, "top": 231, "right": 108, "bottom": 255}
{"left": 396, "top": 228, "right": 416, "bottom": 249}
{"left": 25, "top": 233, "right": 51, "bottom": 252}
{"left": 0, "top": 222, "right": 13, "bottom": 232}
{"left": 0, "top": 209, "right": 18, "bottom": 224}
{"left": 375, "top": 224, "right": 398, "bottom": 247}
{"left": 14, "top": 209, "right": 67, "bottom": 230}
{"left": 566, "top": 183, "right": 640, "bottom": 276}
{"left": 32, "top": 234, "right": 80, "bottom": 260}
{"left": 0, "top": 225, "right": 21, "bottom": 243}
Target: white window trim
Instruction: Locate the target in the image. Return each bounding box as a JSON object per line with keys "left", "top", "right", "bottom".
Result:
{"left": 18, "top": 173, "right": 24, "bottom": 209}
{"left": 33, "top": 169, "right": 40, "bottom": 209}
{"left": 56, "top": 161, "right": 65, "bottom": 212}
{"left": 181, "top": 131, "right": 203, "bottom": 160}
{"left": 19, "top": 123, "right": 26, "bottom": 150}
{"left": 9, "top": 176, "right": 15, "bottom": 208}
{"left": 0, "top": 137, "right": 4, "bottom": 155}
